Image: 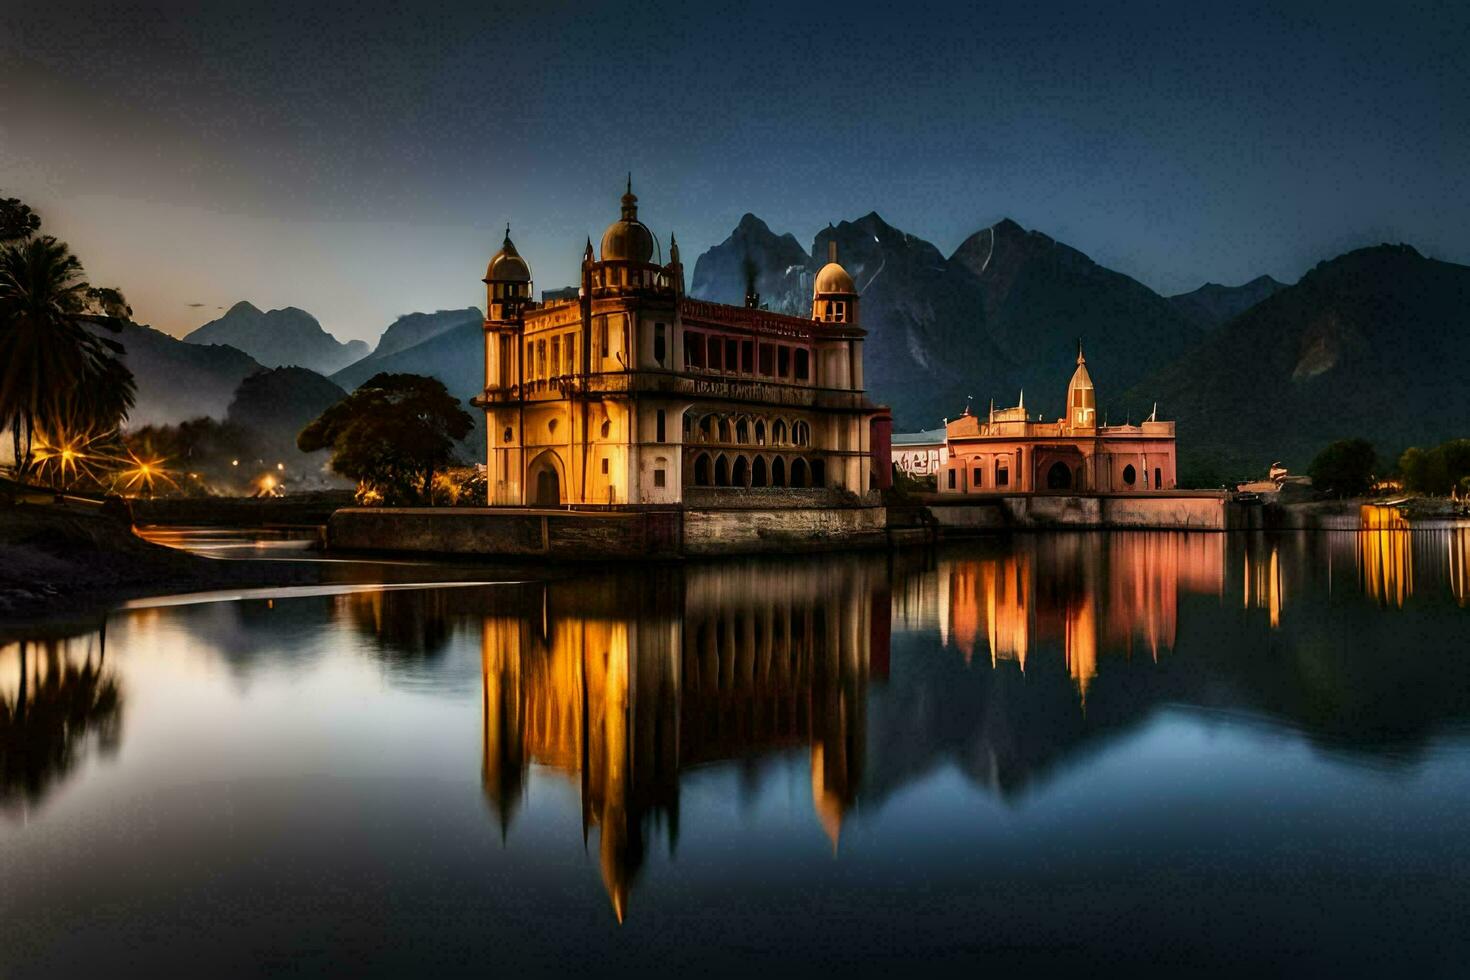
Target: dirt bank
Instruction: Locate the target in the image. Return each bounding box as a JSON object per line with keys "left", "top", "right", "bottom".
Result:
{"left": 0, "top": 504, "right": 322, "bottom": 624}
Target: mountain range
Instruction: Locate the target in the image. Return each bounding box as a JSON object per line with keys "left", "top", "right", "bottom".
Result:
{"left": 184, "top": 301, "right": 369, "bottom": 375}
{"left": 114, "top": 218, "right": 1467, "bottom": 482}
{"left": 1125, "top": 244, "right": 1470, "bottom": 478}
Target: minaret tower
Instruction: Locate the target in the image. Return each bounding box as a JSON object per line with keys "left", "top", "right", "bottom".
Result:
{"left": 482, "top": 225, "right": 533, "bottom": 504}
{"left": 812, "top": 240, "right": 859, "bottom": 326}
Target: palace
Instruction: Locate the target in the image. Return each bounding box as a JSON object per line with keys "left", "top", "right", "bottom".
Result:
{"left": 475, "top": 179, "right": 882, "bottom": 507}
{"left": 939, "top": 346, "right": 1178, "bottom": 494}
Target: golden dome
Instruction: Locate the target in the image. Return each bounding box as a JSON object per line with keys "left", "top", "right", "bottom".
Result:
{"left": 600, "top": 176, "right": 655, "bottom": 264}
{"left": 485, "top": 227, "right": 531, "bottom": 283}
{"left": 814, "top": 260, "right": 855, "bottom": 295}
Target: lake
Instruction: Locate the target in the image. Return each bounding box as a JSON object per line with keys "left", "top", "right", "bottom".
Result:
{"left": 4, "top": 526, "right": 1470, "bottom": 975}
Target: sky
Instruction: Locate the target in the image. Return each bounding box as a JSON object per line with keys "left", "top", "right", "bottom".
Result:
{"left": 3, "top": 0, "right": 1467, "bottom": 344}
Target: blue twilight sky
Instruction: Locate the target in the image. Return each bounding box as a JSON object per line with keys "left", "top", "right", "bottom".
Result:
{"left": 2, "top": 0, "right": 1466, "bottom": 342}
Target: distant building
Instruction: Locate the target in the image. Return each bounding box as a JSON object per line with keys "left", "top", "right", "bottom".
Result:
{"left": 938, "top": 346, "right": 1177, "bottom": 494}
{"left": 475, "top": 179, "right": 882, "bottom": 506}
{"left": 891, "top": 426, "right": 947, "bottom": 478}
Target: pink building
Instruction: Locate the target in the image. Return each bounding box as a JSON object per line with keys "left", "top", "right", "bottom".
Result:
{"left": 940, "top": 346, "right": 1177, "bottom": 495}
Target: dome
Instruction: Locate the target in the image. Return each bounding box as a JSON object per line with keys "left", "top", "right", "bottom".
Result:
{"left": 485, "top": 228, "right": 531, "bottom": 283}
{"left": 1066, "top": 344, "right": 1097, "bottom": 426}
{"left": 600, "top": 177, "right": 655, "bottom": 264}
{"left": 1068, "top": 345, "right": 1095, "bottom": 397}
{"left": 814, "top": 260, "right": 855, "bottom": 295}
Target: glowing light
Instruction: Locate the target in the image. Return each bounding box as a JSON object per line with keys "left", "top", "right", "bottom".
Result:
{"left": 119, "top": 451, "right": 177, "bottom": 495}
{"left": 276, "top": 462, "right": 285, "bottom": 471}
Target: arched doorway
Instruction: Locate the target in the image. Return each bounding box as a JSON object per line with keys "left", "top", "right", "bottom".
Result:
{"left": 1046, "top": 461, "right": 1073, "bottom": 490}
{"left": 527, "top": 450, "right": 564, "bottom": 506}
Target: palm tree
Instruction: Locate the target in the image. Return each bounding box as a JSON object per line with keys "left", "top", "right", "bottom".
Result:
{"left": 0, "top": 235, "right": 136, "bottom": 477}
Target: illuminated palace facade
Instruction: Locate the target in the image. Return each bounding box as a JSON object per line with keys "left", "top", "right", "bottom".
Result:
{"left": 939, "top": 346, "right": 1178, "bottom": 494}
{"left": 476, "top": 181, "right": 880, "bottom": 506}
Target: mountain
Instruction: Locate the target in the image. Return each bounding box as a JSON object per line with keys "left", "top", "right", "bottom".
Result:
{"left": 1125, "top": 245, "right": 1470, "bottom": 479}
{"left": 330, "top": 319, "right": 485, "bottom": 454}
{"left": 1169, "top": 275, "right": 1285, "bottom": 330}
{"left": 102, "top": 321, "right": 265, "bottom": 428}
{"left": 339, "top": 307, "right": 482, "bottom": 378}
{"left": 226, "top": 366, "right": 348, "bottom": 472}
{"left": 946, "top": 218, "right": 1201, "bottom": 416}
{"left": 690, "top": 213, "right": 813, "bottom": 312}
{"left": 184, "top": 301, "right": 369, "bottom": 375}
{"left": 691, "top": 214, "right": 1201, "bottom": 429}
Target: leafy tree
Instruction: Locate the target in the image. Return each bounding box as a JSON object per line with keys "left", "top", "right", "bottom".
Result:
{"left": 297, "top": 373, "right": 472, "bottom": 505}
{"left": 1399, "top": 439, "right": 1470, "bottom": 496}
{"left": 0, "top": 195, "right": 41, "bottom": 243}
{"left": 0, "top": 235, "right": 137, "bottom": 475}
{"left": 1307, "top": 438, "right": 1377, "bottom": 497}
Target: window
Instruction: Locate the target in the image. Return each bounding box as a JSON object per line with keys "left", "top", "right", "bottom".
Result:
{"left": 654, "top": 469, "right": 666, "bottom": 488}
{"left": 537, "top": 340, "right": 547, "bottom": 380}
{"left": 708, "top": 337, "right": 723, "bottom": 371}
{"left": 596, "top": 317, "right": 609, "bottom": 359}
{"left": 550, "top": 337, "right": 561, "bottom": 376}
{"left": 777, "top": 345, "right": 791, "bottom": 377}
{"left": 996, "top": 465, "right": 1009, "bottom": 487}
{"left": 948, "top": 469, "right": 957, "bottom": 490}
{"left": 601, "top": 419, "right": 611, "bottom": 438}
{"left": 502, "top": 426, "right": 513, "bottom": 442}
{"left": 972, "top": 466, "right": 981, "bottom": 487}
{"left": 654, "top": 323, "right": 666, "bottom": 365}
{"left": 724, "top": 339, "right": 738, "bottom": 373}
{"left": 656, "top": 410, "right": 666, "bottom": 443}
{"left": 740, "top": 340, "right": 754, "bottom": 374}
{"left": 686, "top": 331, "right": 705, "bottom": 369}
{"left": 525, "top": 341, "right": 535, "bottom": 379}
{"left": 564, "top": 334, "right": 576, "bottom": 375}
{"left": 1123, "top": 464, "right": 1137, "bottom": 486}
{"left": 1155, "top": 467, "right": 1162, "bottom": 489}
{"left": 601, "top": 458, "right": 609, "bottom": 475}
{"left": 795, "top": 349, "right": 810, "bottom": 381}
{"left": 758, "top": 343, "right": 774, "bottom": 376}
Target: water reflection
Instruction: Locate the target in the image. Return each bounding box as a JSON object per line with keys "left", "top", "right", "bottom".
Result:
{"left": 6, "top": 524, "right": 1470, "bottom": 938}
{"left": 0, "top": 630, "right": 122, "bottom": 818}
{"left": 479, "top": 563, "right": 880, "bottom": 917}
{"left": 467, "top": 528, "right": 1470, "bottom": 917}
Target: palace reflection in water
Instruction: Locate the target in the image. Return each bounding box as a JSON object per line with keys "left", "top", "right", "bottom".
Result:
{"left": 463, "top": 521, "right": 1470, "bottom": 917}
{"left": 6, "top": 520, "right": 1470, "bottom": 953}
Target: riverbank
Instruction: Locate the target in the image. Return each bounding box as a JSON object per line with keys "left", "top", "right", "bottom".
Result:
{"left": 0, "top": 504, "right": 323, "bottom": 626}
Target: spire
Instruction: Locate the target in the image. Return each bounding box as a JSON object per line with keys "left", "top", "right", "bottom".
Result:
{"left": 504, "top": 222, "right": 512, "bottom": 243}
{"left": 1019, "top": 389, "right": 1025, "bottom": 411}
{"left": 828, "top": 240, "right": 838, "bottom": 264}
{"left": 620, "top": 173, "right": 638, "bottom": 221}
{"left": 1077, "top": 338, "right": 1085, "bottom": 364}
{"left": 584, "top": 236, "right": 594, "bottom": 261}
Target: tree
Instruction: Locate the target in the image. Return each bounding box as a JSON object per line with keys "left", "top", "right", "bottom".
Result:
{"left": 298, "top": 373, "right": 472, "bottom": 505}
{"left": 1399, "top": 439, "right": 1470, "bottom": 496}
{"left": 0, "top": 234, "right": 137, "bottom": 476}
{"left": 1307, "top": 438, "right": 1377, "bottom": 497}
{"left": 0, "top": 195, "right": 41, "bottom": 243}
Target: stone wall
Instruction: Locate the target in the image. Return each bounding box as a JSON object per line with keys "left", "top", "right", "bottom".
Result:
{"left": 327, "top": 507, "right": 680, "bottom": 559}
{"left": 683, "top": 504, "right": 887, "bottom": 555}
{"left": 924, "top": 492, "right": 1233, "bottom": 531}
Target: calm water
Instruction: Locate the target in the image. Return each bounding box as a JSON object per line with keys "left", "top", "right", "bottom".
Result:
{"left": 4, "top": 524, "right": 1470, "bottom": 975}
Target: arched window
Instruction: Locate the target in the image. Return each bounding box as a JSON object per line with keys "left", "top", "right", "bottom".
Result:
{"left": 732, "top": 455, "right": 750, "bottom": 487}
{"left": 791, "top": 458, "right": 809, "bottom": 488}
{"left": 693, "top": 453, "right": 712, "bottom": 486}
{"left": 683, "top": 410, "right": 696, "bottom": 441}
{"left": 772, "top": 456, "right": 786, "bottom": 487}
{"left": 793, "top": 421, "right": 810, "bottom": 446}
{"left": 772, "top": 419, "right": 788, "bottom": 446}
{"left": 752, "top": 456, "right": 768, "bottom": 487}
{"left": 717, "top": 417, "right": 732, "bottom": 444}
{"left": 735, "top": 417, "right": 750, "bottom": 444}
{"left": 699, "top": 415, "right": 715, "bottom": 443}
{"left": 714, "top": 454, "right": 730, "bottom": 487}
{"left": 1123, "top": 464, "right": 1137, "bottom": 486}
{"left": 754, "top": 419, "right": 766, "bottom": 446}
